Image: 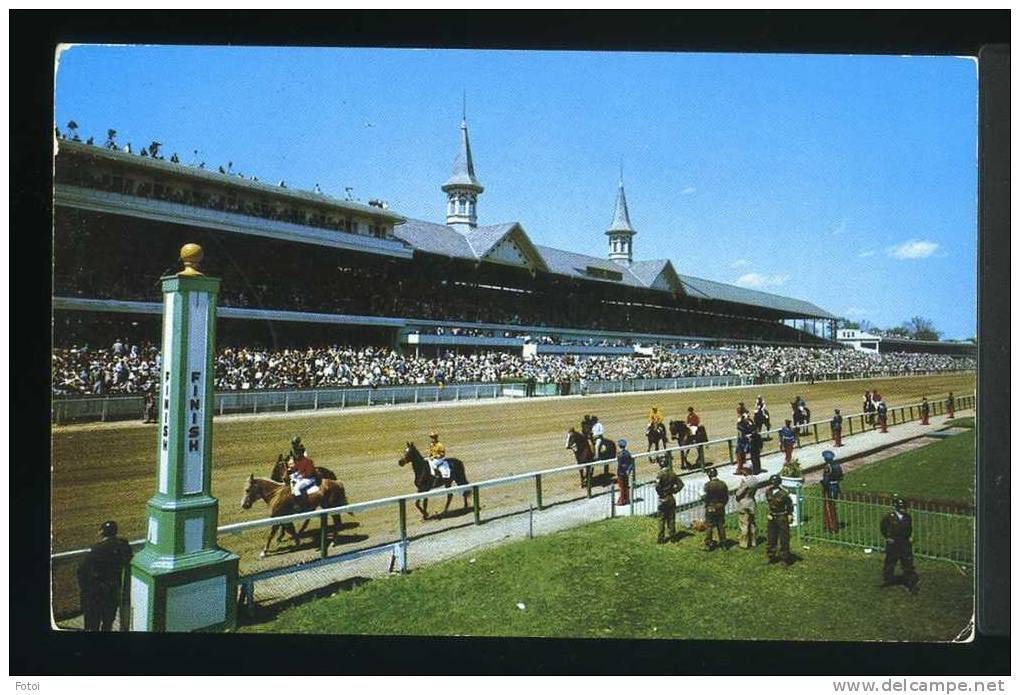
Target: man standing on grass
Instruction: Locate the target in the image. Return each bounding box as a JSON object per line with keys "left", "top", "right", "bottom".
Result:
{"left": 655, "top": 456, "right": 683, "bottom": 544}
{"left": 821, "top": 450, "right": 842, "bottom": 533}
{"left": 702, "top": 468, "right": 729, "bottom": 551}
{"left": 880, "top": 497, "right": 920, "bottom": 594}
{"left": 735, "top": 474, "right": 761, "bottom": 549}
{"left": 765, "top": 474, "right": 794, "bottom": 566}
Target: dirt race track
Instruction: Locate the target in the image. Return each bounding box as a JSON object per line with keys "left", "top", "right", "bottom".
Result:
{"left": 50, "top": 372, "right": 974, "bottom": 619}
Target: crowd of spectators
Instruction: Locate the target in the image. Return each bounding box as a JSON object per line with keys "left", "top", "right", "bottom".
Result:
{"left": 52, "top": 340, "right": 976, "bottom": 396}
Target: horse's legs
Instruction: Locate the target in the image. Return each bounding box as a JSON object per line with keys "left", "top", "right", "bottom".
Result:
{"left": 297, "top": 518, "right": 311, "bottom": 536}
{"left": 261, "top": 525, "right": 278, "bottom": 556}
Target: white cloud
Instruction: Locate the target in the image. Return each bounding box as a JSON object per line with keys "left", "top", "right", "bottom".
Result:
{"left": 858, "top": 249, "right": 876, "bottom": 258}
{"left": 887, "top": 239, "right": 939, "bottom": 259}
{"left": 680, "top": 186, "right": 696, "bottom": 195}
{"left": 735, "top": 272, "right": 789, "bottom": 289}
{"left": 730, "top": 259, "right": 749, "bottom": 269}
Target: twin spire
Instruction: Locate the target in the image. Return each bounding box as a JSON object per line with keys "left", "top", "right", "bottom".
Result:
{"left": 440, "top": 110, "right": 636, "bottom": 265}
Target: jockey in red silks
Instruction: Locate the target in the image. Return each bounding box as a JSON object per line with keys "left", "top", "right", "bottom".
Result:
{"left": 289, "top": 437, "right": 318, "bottom": 502}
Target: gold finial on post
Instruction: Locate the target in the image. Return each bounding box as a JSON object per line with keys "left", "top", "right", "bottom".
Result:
{"left": 178, "top": 243, "right": 204, "bottom": 277}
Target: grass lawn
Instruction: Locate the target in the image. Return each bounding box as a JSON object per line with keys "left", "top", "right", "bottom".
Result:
{"left": 238, "top": 516, "right": 973, "bottom": 641}
{"left": 840, "top": 429, "right": 975, "bottom": 505}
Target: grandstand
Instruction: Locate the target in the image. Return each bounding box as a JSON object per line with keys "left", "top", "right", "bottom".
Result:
{"left": 53, "top": 118, "right": 838, "bottom": 358}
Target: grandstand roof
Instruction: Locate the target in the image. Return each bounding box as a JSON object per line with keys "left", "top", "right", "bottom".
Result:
{"left": 56, "top": 139, "right": 406, "bottom": 223}
{"left": 678, "top": 274, "right": 835, "bottom": 319}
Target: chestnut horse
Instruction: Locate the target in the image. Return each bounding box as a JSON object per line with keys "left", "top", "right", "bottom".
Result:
{"left": 240, "top": 475, "right": 350, "bottom": 557}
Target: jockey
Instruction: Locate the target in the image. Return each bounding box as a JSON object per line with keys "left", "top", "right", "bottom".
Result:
{"left": 427, "top": 431, "right": 452, "bottom": 480}
{"left": 289, "top": 442, "right": 318, "bottom": 502}
{"left": 755, "top": 395, "right": 766, "bottom": 415}
{"left": 648, "top": 407, "right": 664, "bottom": 428}
{"left": 685, "top": 406, "right": 700, "bottom": 429}
{"left": 591, "top": 416, "right": 605, "bottom": 458}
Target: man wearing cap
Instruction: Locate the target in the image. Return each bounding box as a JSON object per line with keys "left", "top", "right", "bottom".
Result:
{"left": 734, "top": 474, "right": 761, "bottom": 549}
{"left": 655, "top": 456, "right": 683, "bottom": 544}
{"left": 821, "top": 450, "right": 843, "bottom": 533}
{"left": 880, "top": 497, "right": 919, "bottom": 593}
{"left": 591, "top": 416, "right": 605, "bottom": 460}
{"left": 702, "top": 468, "right": 729, "bottom": 551}
{"left": 778, "top": 419, "right": 797, "bottom": 465}
{"left": 946, "top": 392, "right": 955, "bottom": 419}
{"left": 615, "top": 439, "right": 634, "bottom": 506}
{"left": 830, "top": 409, "right": 843, "bottom": 447}
{"left": 765, "top": 475, "right": 794, "bottom": 565}
{"left": 289, "top": 441, "right": 319, "bottom": 508}
{"left": 876, "top": 397, "right": 889, "bottom": 433}
{"left": 427, "top": 431, "right": 451, "bottom": 481}
{"left": 76, "top": 520, "right": 133, "bottom": 631}
{"left": 920, "top": 396, "right": 930, "bottom": 426}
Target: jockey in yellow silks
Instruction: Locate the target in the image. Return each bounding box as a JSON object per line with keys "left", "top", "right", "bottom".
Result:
{"left": 648, "top": 407, "right": 664, "bottom": 428}
{"left": 427, "top": 431, "right": 451, "bottom": 480}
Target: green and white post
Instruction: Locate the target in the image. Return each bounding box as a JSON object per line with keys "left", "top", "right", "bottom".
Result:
{"left": 129, "top": 243, "right": 239, "bottom": 632}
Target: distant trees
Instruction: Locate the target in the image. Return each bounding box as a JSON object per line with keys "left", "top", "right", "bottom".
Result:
{"left": 903, "top": 316, "right": 942, "bottom": 341}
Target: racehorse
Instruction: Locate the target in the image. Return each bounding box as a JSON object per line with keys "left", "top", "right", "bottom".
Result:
{"left": 269, "top": 453, "right": 338, "bottom": 484}
{"left": 398, "top": 442, "right": 471, "bottom": 520}
{"left": 646, "top": 421, "right": 668, "bottom": 452}
{"left": 240, "top": 474, "right": 350, "bottom": 557}
{"left": 753, "top": 407, "right": 771, "bottom": 436}
{"left": 792, "top": 398, "right": 811, "bottom": 434}
{"left": 566, "top": 427, "right": 595, "bottom": 487}
{"left": 593, "top": 436, "right": 617, "bottom": 462}
{"left": 669, "top": 419, "right": 693, "bottom": 468}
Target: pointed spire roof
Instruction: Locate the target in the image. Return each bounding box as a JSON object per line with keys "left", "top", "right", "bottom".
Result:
{"left": 607, "top": 177, "right": 635, "bottom": 234}
{"left": 442, "top": 118, "right": 483, "bottom": 192}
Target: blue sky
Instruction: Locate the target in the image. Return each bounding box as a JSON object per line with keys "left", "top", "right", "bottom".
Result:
{"left": 55, "top": 46, "right": 978, "bottom": 339}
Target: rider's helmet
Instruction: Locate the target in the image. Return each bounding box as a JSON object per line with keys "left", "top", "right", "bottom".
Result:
{"left": 429, "top": 431, "right": 439, "bottom": 440}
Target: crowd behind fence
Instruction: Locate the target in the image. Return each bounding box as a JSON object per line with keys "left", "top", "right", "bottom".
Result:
{"left": 51, "top": 392, "right": 974, "bottom": 625}
{"left": 50, "top": 369, "right": 970, "bottom": 424}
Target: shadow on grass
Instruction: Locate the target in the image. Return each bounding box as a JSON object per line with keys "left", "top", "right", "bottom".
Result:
{"left": 236, "top": 574, "right": 374, "bottom": 627}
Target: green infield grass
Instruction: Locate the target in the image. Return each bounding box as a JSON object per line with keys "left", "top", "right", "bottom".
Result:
{"left": 238, "top": 516, "right": 974, "bottom": 641}
{"left": 840, "top": 429, "right": 975, "bottom": 505}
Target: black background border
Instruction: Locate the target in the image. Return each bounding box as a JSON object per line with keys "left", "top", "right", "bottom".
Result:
{"left": 11, "top": 9, "right": 1009, "bottom": 676}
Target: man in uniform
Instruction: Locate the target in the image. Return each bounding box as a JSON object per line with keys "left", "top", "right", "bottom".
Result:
{"left": 76, "top": 520, "right": 133, "bottom": 631}
{"left": 876, "top": 397, "right": 889, "bottom": 433}
{"left": 820, "top": 450, "right": 843, "bottom": 532}
{"left": 615, "top": 439, "right": 634, "bottom": 506}
{"left": 920, "top": 396, "right": 930, "bottom": 426}
{"left": 880, "top": 496, "right": 919, "bottom": 593}
{"left": 765, "top": 474, "right": 794, "bottom": 565}
{"left": 735, "top": 413, "right": 754, "bottom": 475}
{"left": 734, "top": 474, "right": 761, "bottom": 549}
{"left": 702, "top": 468, "right": 729, "bottom": 551}
{"left": 830, "top": 408, "right": 843, "bottom": 447}
{"left": 778, "top": 419, "right": 797, "bottom": 465}
{"left": 946, "top": 391, "right": 955, "bottom": 419}
{"left": 427, "top": 431, "right": 451, "bottom": 481}
{"left": 748, "top": 428, "right": 764, "bottom": 475}
{"left": 655, "top": 456, "right": 683, "bottom": 543}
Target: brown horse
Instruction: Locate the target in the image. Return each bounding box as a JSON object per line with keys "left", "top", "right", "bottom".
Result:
{"left": 566, "top": 427, "right": 595, "bottom": 487}
{"left": 397, "top": 442, "right": 471, "bottom": 520}
{"left": 240, "top": 475, "right": 350, "bottom": 557}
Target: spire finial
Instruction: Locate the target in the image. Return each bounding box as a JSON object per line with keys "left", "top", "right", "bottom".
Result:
{"left": 462, "top": 90, "right": 467, "bottom": 122}
{"left": 619, "top": 160, "right": 624, "bottom": 187}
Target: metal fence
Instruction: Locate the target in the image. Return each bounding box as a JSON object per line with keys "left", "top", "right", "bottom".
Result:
{"left": 798, "top": 488, "right": 974, "bottom": 565}
{"left": 51, "top": 369, "right": 973, "bottom": 424}
{"left": 51, "top": 391, "right": 973, "bottom": 625}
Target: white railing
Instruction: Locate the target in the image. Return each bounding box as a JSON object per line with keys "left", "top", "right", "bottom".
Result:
{"left": 52, "top": 392, "right": 974, "bottom": 564}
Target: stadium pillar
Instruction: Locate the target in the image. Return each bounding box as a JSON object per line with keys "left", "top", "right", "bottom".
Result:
{"left": 130, "top": 244, "right": 239, "bottom": 632}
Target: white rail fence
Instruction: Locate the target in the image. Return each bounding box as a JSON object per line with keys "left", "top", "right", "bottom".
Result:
{"left": 51, "top": 392, "right": 974, "bottom": 623}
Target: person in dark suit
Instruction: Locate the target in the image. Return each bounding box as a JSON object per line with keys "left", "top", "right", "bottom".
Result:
{"left": 76, "top": 520, "right": 133, "bottom": 631}
{"left": 702, "top": 468, "right": 729, "bottom": 551}
{"left": 880, "top": 497, "right": 920, "bottom": 594}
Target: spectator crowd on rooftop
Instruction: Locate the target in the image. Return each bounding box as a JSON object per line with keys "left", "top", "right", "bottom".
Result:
{"left": 51, "top": 340, "right": 975, "bottom": 397}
